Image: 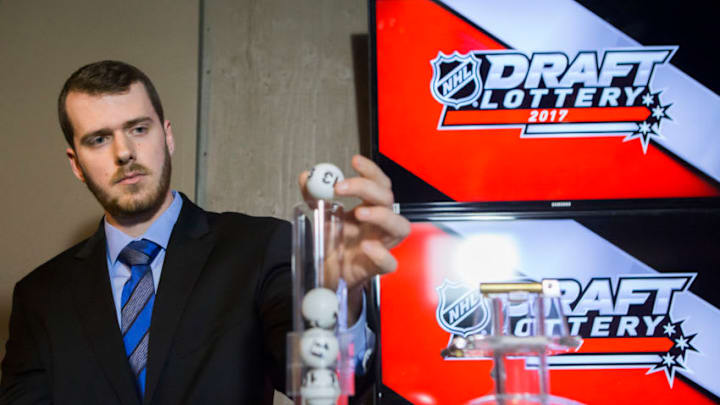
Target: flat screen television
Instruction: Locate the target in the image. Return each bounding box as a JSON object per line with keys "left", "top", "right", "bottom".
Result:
{"left": 375, "top": 210, "right": 720, "bottom": 404}
{"left": 370, "top": 0, "right": 720, "bottom": 211}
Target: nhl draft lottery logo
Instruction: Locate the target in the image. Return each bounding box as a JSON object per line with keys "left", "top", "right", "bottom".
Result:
{"left": 429, "top": 47, "right": 676, "bottom": 153}
{"left": 435, "top": 279, "right": 491, "bottom": 337}
{"left": 436, "top": 274, "right": 700, "bottom": 387}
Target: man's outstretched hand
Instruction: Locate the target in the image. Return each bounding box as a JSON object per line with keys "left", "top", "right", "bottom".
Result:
{"left": 299, "top": 155, "right": 411, "bottom": 323}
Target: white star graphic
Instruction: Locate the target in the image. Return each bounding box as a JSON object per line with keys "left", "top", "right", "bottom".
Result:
{"left": 675, "top": 336, "right": 689, "bottom": 350}
{"left": 624, "top": 122, "right": 663, "bottom": 154}
{"left": 647, "top": 352, "right": 689, "bottom": 388}
{"left": 663, "top": 322, "right": 676, "bottom": 336}
{"left": 642, "top": 93, "right": 654, "bottom": 106}
{"left": 652, "top": 105, "right": 666, "bottom": 119}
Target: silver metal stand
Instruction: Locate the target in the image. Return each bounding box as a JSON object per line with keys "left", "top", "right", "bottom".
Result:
{"left": 443, "top": 280, "right": 584, "bottom": 405}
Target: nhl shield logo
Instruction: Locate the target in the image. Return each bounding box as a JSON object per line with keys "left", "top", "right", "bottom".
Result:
{"left": 435, "top": 279, "right": 491, "bottom": 337}
{"left": 430, "top": 51, "right": 482, "bottom": 108}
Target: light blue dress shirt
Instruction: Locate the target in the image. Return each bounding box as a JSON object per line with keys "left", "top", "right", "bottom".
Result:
{"left": 104, "top": 191, "right": 373, "bottom": 371}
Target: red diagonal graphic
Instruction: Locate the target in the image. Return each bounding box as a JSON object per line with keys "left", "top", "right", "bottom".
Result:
{"left": 575, "top": 337, "right": 674, "bottom": 353}
{"left": 382, "top": 222, "right": 716, "bottom": 404}
{"left": 376, "top": 0, "right": 720, "bottom": 202}
{"left": 444, "top": 106, "right": 651, "bottom": 126}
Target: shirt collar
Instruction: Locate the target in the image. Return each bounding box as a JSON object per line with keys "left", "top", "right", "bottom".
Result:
{"left": 105, "top": 190, "right": 183, "bottom": 264}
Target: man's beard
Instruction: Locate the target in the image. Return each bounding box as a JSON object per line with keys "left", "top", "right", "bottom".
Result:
{"left": 81, "top": 148, "right": 172, "bottom": 221}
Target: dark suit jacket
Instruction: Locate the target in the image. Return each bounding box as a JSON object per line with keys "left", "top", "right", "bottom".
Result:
{"left": 1, "top": 195, "right": 303, "bottom": 404}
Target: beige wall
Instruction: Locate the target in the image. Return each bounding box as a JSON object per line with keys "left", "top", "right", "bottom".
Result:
{"left": 200, "top": 0, "right": 369, "bottom": 220}
{"left": 0, "top": 0, "right": 198, "bottom": 358}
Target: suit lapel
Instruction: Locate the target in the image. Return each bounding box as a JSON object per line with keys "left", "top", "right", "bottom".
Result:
{"left": 71, "top": 224, "right": 141, "bottom": 405}
{"left": 144, "top": 197, "right": 214, "bottom": 404}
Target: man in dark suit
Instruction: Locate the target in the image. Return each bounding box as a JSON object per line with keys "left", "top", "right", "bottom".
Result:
{"left": 0, "top": 61, "right": 410, "bottom": 404}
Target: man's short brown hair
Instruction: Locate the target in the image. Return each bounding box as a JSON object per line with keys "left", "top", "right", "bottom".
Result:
{"left": 58, "top": 60, "right": 165, "bottom": 148}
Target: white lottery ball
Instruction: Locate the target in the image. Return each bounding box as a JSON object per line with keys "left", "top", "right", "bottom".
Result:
{"left": 302, "top": 288, "right": 339, "bottom": 329}
{"left": 301, "top": 368, "right": 340, "bottom": 405}
{"left": 300, "top": 328, "right": 339, "bottom": 368}
{"left": 306, "top": 163, "right": 344, "bottom": 201}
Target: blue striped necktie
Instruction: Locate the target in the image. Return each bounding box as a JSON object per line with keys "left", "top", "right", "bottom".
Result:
{"left": 117, "top": 239, "right": 161, "bottom": 397}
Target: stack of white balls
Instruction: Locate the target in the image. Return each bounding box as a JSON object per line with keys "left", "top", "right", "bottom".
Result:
{"left": 300, "top": 288, "right": 341, "bottom": 405}
{"left": 299, "top": 163, "right": 345, "bottom": 405}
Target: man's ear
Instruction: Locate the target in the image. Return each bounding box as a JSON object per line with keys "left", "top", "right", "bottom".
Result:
{"left": 66, "top": 147, "right": 86, "bottom": 183}
{"left": 164, "top": 120, "right": 175, "bottom": 156}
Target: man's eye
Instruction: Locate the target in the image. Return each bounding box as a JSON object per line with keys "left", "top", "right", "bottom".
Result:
{"left": 86, "top": 136, "right": 108, "bottom": 146}
{"left": 132, "top": 126, "right": 148, "bottom": 135}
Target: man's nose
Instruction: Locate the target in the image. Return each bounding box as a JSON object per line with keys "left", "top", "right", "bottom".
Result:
{"left": 113, "top": 132, "right": 135, "bottom": 165}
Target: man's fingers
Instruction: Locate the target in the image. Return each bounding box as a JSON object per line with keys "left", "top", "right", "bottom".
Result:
{"left": 351, "top": 155, "right": 391, "bottom": 189}
{"left": 336, "top": 177, "right": 394, "bottom": 206}
{"left": 354, "top": 206, "right": 410, "bottom": 246}
{"left": 298, "top": 170, "right": 311, "bottom": 196}
{"left": 361, "top": 240, "right": 398, "bottom": 274}
{"left": 298, "top": 170, "right": 318, "bottom": 207}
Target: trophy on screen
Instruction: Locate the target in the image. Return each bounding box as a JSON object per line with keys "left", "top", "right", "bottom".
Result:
{"left": 443, "top": 280, "right": 583, "bottom": 405}
{"left": 287, "top": 163, "right": 354, "bottom": 405}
